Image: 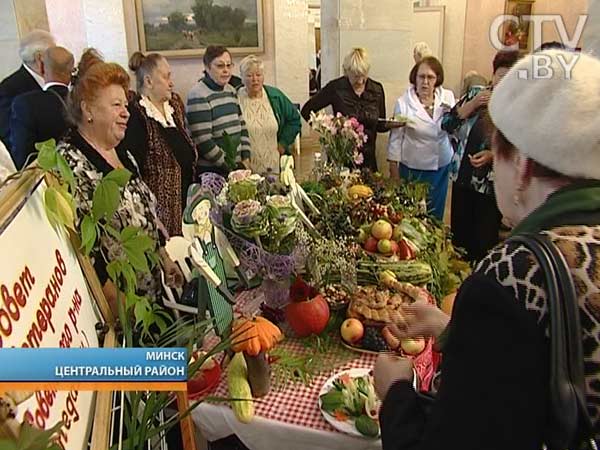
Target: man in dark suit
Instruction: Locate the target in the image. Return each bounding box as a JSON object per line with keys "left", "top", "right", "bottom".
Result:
{"left": 0, "top": 30, "right": 55, "bottom": 150}
{"left": 9, "top": 46, "right": 73, "bottom": 169}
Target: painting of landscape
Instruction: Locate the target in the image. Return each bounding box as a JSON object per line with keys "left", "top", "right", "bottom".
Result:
{"left": 135, "top": 0, "right": 263, "bottom": 57}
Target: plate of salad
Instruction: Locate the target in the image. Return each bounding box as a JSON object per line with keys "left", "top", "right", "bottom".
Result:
{"left": 318, "top": 368, "right": 381, "bottom": 439}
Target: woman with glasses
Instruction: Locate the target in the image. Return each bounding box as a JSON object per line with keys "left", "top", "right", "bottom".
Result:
{"left": 387, "top": 57, "right": 456, "bottom": 220}
{"left": 186, "top": 45, "right": 251, "bottom": 175}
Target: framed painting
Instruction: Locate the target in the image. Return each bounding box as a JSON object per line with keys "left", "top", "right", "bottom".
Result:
{"left": 135, "top": 0, "right": 264, "bottom": 58}
{"left": 503, "top": 0, "right": 535, "bottom": 52}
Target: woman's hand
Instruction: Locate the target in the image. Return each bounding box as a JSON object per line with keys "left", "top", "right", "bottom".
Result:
{"left": 469, "top": 150, "right": 493, "bottom": 168}
{"left": 277, "top": 144, "right": 286, "bottom": 155}
{"left": 458, "top": 90, "right": 490, "bottom": 119}
{"left": 373, "top": 354, "right": 414, "bottom": 399}
{"left": 388, "top": 301, "right": 450, "bottom": 340}
{"left": 159, "top": 249, "right": 184, "bottom": 289}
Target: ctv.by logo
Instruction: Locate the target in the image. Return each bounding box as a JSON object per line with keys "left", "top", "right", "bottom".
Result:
{"left": 489, "top": 14, "right": 588, "bottom": 79}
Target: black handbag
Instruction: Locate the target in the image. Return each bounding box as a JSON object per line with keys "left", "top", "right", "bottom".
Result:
{"left": 508, "top": 233, "right": 596, "bottom": 450}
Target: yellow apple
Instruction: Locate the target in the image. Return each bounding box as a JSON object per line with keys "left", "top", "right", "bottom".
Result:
{"left": 371, "top": 220, "right": 393, "bottom": 240}
{"left": 340, "top": 318, "right": 364, "bottom": 344}
{"left": 400, "top": 337, "right": 426, "bottom": 355}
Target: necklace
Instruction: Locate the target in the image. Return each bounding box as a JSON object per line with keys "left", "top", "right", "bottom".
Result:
{"left": 78, "top": 129, "right": 124, "bottom": 169}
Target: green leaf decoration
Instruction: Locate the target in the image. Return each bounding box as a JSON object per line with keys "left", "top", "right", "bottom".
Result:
{"left": 56, "top": 153, "right": 75, "bottom": 189}
{"left": 104, "top": 224, "right": 121, "bottom": 240}
{"left": 12, "top": 421, "right": 64, "bottom": 450}
{"left": 106, "top": 260, "right": 123, "bottom": 283}
{"left": 121, "top": 263, "right": 137, "bottom": 293}
{"left": 44, "top": 186, "right": 75, "bottom": 230}
{"left": 35, "top": 139, "right": 58, "bottom": 171}
{"left": 80, "top": 215, "right": 97, "bottom": 255}
{"left": 123, "top": 239, "right": 150, "bottom": 273}
{"left": 104, "top": 168, "right": 132, "bottom": 188}
{"left": 120, "top": 225, "right": 138, "bottom": 242}
{"left": 222, "top": 131, "right": 241, "bottom": 170}
{"left": 126, "top": 291, "right": 145, "bottom": 310}
{"left": 92, "top": 180, "right": 120, "bottom": 221}
{"left": 134, "top": 297, "right": 150, "bottom": 326}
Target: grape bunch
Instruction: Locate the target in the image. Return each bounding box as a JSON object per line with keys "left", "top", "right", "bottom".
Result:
{"left": 388, "top": 207, "right": 403, "bottom": 224}
{"left": 369, "top": 202, "right": 389, "bottom": 220}
{"left": 361, "top": 327, "right": 390, "bottom": 352}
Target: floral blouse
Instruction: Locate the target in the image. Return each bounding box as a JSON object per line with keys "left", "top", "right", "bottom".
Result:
{"left": 57, "top": 130, "right": 163, "bottom": 301}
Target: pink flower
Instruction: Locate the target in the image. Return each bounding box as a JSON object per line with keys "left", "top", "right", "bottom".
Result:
{"left": 353, "top": 152, "right": 364, "bottom": 165}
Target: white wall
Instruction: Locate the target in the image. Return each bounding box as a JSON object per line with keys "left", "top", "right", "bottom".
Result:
{"left": 436, "top": 0, "right": 467, "bottom": 95}
{"left": 0, "top": 0, "right": 21, "bottom": 79}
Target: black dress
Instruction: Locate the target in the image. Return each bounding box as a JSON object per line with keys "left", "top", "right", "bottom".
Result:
{"left": 301, "top": 76, "right": 387, "bottom": 171}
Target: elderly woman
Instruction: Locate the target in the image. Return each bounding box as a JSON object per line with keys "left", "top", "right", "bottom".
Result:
{"left": 119, "top": 51, "right": 197, "bottom": 237}
{"left": 387, "top": 57, "right": 455, "bottom": 220}
{"left": 58, "top": 50, "right": 181, "bottom": 312}
{"left": 375, "top": 49, "right": 600, "bottom": 449}
{"left": 442, "top": 51, "right": 519, "bottom": 262}
{"left": 301, "top": 47, "right": 389, "bottom": 171}
{"left": 413, "top": 42, "right": 433, "bottom": 64}
{"left": 186, "top": 45, "right": 250, "bottom": 175}
{"left": 237, "top": 55, "right": 301, "bottom": 174}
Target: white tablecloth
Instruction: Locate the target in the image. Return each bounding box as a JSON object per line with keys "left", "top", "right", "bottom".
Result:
{"left": 192, "top": 403, "right": 382, "bottom": 450}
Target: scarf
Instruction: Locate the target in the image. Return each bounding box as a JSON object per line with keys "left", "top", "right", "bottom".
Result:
{"left": 510, "top": 181, "right": 600, "bottom": 236}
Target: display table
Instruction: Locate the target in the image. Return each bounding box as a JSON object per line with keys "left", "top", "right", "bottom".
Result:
{"left": 191, "top": 288, "right": 436, "bottom": 450}
{"left": 192, "top": 341, "right": 381, "bottom": 450}
{"left": 191, "top": 291, "right": 382, "bottom": 450}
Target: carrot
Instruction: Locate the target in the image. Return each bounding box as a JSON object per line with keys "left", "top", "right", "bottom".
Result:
{"left": 339, "top": 374, "right": 351, "bottom": 385}
{"left": 334, "top": 410, "right": 349, "bottom": 421}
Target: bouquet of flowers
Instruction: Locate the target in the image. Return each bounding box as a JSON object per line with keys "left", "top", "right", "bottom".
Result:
{"left": 309, "top": 111, "right": 368, "bottom": 169}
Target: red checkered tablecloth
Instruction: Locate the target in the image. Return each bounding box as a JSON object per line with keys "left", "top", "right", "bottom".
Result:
{"left": 210, "top": 337, "right": 377, "bottom": 432}
{"left": 200, "top": 290, "right": 437, "bottom": 434}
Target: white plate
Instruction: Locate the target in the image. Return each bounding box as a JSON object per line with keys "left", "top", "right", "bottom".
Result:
{"left": 318, "top": 368, "right": 380, "bottom": 439}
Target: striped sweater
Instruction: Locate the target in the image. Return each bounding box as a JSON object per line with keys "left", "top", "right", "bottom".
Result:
{"left": 186, "top": 75, "right": 251, "bottom": 169}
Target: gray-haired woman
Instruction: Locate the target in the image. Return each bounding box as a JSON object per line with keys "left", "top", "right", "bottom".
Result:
{"left": 237, "top": 54, "right": 301, "bottom": 174}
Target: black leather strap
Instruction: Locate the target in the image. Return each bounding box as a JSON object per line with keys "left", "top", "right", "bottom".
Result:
{"left": 508, "top": 233, "right": 592, "bottom": 449}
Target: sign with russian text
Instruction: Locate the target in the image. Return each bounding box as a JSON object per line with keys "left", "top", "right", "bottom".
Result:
{"left": 0, "top": 348, "right": 187, "bottom": 389}
{"left": 0, "top": 179, "right": 100, "bottom": 450}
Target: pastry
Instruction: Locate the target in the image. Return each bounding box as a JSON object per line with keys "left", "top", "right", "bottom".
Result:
{"left": 348, "top": 283, "right": 427, "bottom": 324}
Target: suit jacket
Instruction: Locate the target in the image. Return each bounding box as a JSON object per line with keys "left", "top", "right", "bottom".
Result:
{"left": 0, "top": 66, "right": 41, "bottom": 149}
{"left": 9, "top": 84, "right": 69, "bottom": 169}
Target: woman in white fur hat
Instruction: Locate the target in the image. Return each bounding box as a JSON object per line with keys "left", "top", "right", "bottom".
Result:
{"left": 375, "top": 49, "right": 600, "bottom": 449}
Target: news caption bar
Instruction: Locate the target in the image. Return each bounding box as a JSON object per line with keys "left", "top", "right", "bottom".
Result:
{"left": 0, "top": 348, "right": 188, "bottom": 391}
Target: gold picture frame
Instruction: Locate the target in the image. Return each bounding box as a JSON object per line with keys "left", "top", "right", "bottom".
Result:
{"left": 503, "top": 0, "right": 536, "bottom": 52}
{"left": 135, "top": 0, "right": 264, "bottom": 58}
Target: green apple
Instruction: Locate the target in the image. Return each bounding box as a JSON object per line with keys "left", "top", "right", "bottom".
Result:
{"left": 357, "top": 228, "right": 368, "bottom": 244}
{"left": 401, "top": 338, "right": 426, "bottom": 355}
{"left": 392, "top": 225, "right": 403, "bottom": 241}
{"left": 377, "top": 239, "right": 393, "bottom": 255}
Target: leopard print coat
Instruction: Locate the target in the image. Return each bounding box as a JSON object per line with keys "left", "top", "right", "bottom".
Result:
{"left": 476, "top": 225, "right": 600, "bottom": 439}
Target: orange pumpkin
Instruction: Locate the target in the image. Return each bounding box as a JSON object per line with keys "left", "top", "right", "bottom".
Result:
{"left": 231, "top": 316, "right": 283, "bottom": 356}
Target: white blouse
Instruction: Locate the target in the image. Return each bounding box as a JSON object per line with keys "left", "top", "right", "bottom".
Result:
{"left": 238, "top": 87, "right": 279, "bottom": 174}
{"left": 387, "top": 86, "right": 456, "bottom": 171}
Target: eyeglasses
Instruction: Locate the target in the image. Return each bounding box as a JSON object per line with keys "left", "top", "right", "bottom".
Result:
{"left": 213, "top": 62, "right": 234, "bottom": 70}
{"left": 418, "top": 74, "right": 437, "bottom": 81}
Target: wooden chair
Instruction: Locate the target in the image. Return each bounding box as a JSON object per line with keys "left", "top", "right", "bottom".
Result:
{"left": 161, "top": 236, "right": 199, "bottom": 317}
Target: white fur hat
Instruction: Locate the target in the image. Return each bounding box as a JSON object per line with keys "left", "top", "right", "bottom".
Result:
{"left": 489, "top": 49, "right": 600, "bottom": 180}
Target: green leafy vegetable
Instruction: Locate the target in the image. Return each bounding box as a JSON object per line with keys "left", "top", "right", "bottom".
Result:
{"left": 355, "top": 415, "right": 379, "bottom": 438}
